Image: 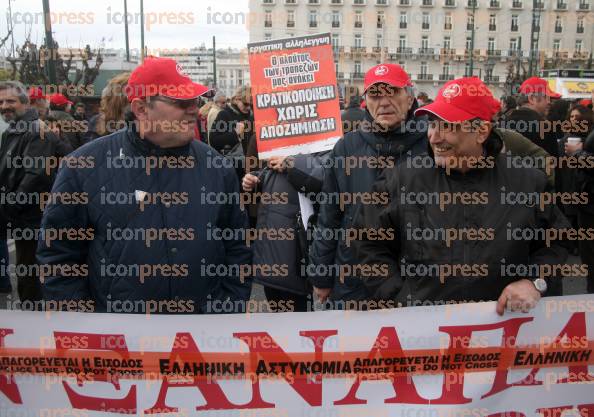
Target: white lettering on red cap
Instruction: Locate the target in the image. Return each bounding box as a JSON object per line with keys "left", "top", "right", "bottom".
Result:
{"left": 374, "top": 65, "right": 389, "bottom": 76}
{"left": 442, "top": 84, "right": 461, "bottom": 99}
{"left": 176, "top": 63, "right": 190, "bottom": 78}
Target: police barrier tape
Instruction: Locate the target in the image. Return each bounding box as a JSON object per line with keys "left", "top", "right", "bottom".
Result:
{"left": 0, "top": 295, "right": 593, "bottom": 416}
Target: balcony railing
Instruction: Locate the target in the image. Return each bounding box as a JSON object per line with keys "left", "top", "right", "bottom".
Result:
{"left": 444, "top": 0, "right": 456, "bottom": 5}
{"left": 555, "top": 2, "right": 567, "bottom": 9}
{"left": 309, "top": 21, "right": 317, "bottom": 27}
{"left": 577, "top": 25, "right": 585, "bottom": 33}
{"left": 511, "top": 24, "right": 519, "bottom": 31}
{"left": 399, "top": 0, "right": 410, "bottom": 4}
{"left": 467, "top": 23, "right": 474, "bottom": 30}
{"left": 444, "top": 23, "right": 452, "bottom": 30}
{"left": 511, "top": 0, "right": 522, "bottom": 7}
{"left": 534, "top": 1, "right": 544, "bottom": 9}
{"left": 508, "top": 49, "right": 523, "bottom": 57}
{"left": 422, "top": 23, "right": 430, "bottom": 29}
{"left": 332, "top": 21, "right": 340, "bottom": 27}
{"left": 579, "top": 2, "right": 590, "bottom": 10}
{"left": 421, "top": 0, "right": 434, "bottom": 5}
{"left": 399, "top": 22, "right": 407, "bottom": 29}
{"left": 397, "top": 47, "right": 413, "bottom": 53}
{"left": 489, "top": 0, "right": 500, "bottom": 8}
{"left": 489, "top": 24, "right": 496, "bottom": 31}
{"left": 355, "top": 21, "right": 363, "bottom": 28}
{"left": 417, "top": 73, "right": 434, "bottom": 80}
{"left": 264, "top": 21, "right": 272, "bottom": 27}
{"left": 554, "top": 25, "right": 562, "bottom": 32}
{"left": 418, "top": 47, "right": 435, "bottom": 55}
{"left": 352, "top": 72, "right": 365, "bottom": 79}
{"left": 485, "top": 76, "right": 500, "bottom": 83}
{"left": 487, "top": 49, "right": 501, "bottom": 56}
{"left": 287, "top": 21, "right": 295, "bottom": 27}
{"left": 351, "top": 46, "right": 366, "bottom": 53}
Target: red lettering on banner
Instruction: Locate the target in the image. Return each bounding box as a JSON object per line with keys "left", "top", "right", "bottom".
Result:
{"left": 234, "top": 330, "right": 337, "bottom": 406}
{"left": 536, "top": 405, "right": 573, "bottom": 417}
{"left": 55, "top": 332, "right": 136, "bottom": 413}
{"left": 146, "top": 332, "right": 271, "bottom": 413}
{"left": 335, "top": 327, "right": 428, "bottom": 405}
{"left": 486, "top": 413, "right": 525, "bottom": 417}
{"left": 0, "top": 328, "right": 22, "bottom": 404}
{"left": 490, "top": 313, "right": 593, "bottom": 394}
{"left": 440, "top": 317, "right": 532, "bottom": 400}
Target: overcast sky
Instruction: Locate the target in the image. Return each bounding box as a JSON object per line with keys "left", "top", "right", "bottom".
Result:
{"left": 1, "top": 0, "right": 250, "bottom": 54}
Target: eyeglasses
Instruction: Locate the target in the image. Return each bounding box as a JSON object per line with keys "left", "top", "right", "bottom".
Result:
{"left": 149, "top": 96, "right": 200, "bottom": 109}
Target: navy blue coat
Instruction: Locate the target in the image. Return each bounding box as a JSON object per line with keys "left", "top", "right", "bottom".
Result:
{"left": 38, "top": 125, "right": 252, "bottom": 313}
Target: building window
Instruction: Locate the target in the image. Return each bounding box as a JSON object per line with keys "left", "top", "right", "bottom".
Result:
{"left": 376, "top": 33, "right": 383, "bottom": 48}
{"left": 443, "top": 36, "right": 451, "bottom": 50}
{"left": 466, "top": 37, "right": 472, "bottom": 50}
{"left": 398, "top": 61, "right": 406, "bottom": 71}
{"left": 264, "top": 10, "right": 272, "bottom": 27}
{"left": 399, "top": 12, "right": 407, "bottom": 29}
{"left": 467, "top": 14, "right": 474, "bottom": 30}
{"left": 377, "top": 11, "right": 385, "bottom": 28}
{"left": 265, "top": 33, "right": 272, "bottom": 40}
{"left": 354, "top": 61, "right": 362, "bottom": 75}
{"left": 554, "top": 15, "right": 562, "bottom": 33}
{"left": 332, "top": 34, "right": 340, "bottom": 54}
{"left": 488, "top": 37, "right": 495, "bottom": 52}
{"left": 421, "top": 36, "right": 429, "bottom": 50}
{"left": 489, "top": 14, "right": 496, "bottom": 31}
{"left": 444, "top": 13, "right": 452, "bottom": 30}
{"left": 577, "top": 17, "right": 584, "bottom": 33}
{"left": 420, "top": 61, "right": 428, "bottom": 75}
{"left": 576, "top": 39, "right": 583, "bottom": 52}
{"left": 511, "top": 15, "right": 518, "bottom": 31}
{"left": 422, "top": 12, "right": 430, "bottom": 30}
{"left": 399, "top": 35, "right": 407, "bottom": 49}
{"left": 287, "top": 10, "right": 295, "bottom": 27}
{"left": 553, "top": 39, "right": 561, "bottom": 51}
{"left": 332, "top": 11, "right": 340, "bottom": 27}
{"left": 355, "top": 11, "right": 363, "bottom": 28}
{"left": 443, "top": 62, "right": 450, "bottom": 75}
{"left": 309, "top": 10, "right": 317, "bottom": 27}
{"left": 465, "top": 62, "right": 471, "bottom": 76}
{"left": 355, "top": 34, "right": 362, "bottom": 48}
{"left": 509, "top": 38, "right": 517, "bottom": 51}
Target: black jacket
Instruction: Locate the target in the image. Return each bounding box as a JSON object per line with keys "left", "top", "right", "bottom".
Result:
{"left": 50, "top": 110, "right": 86, "bottom": 150}
{"left": 309, "top": 106, "right": 429, "bottom": 302}
{"left": 505, "top": 107, "right": 559, "bottom": 157}
{"left": 0, "top": 109, "right": 59, "bottom": 233}
{"left": 252, "top": 152, "right": 328, "bottom": 295}
{"left": 575, "top": 131, "right": 594, "bottom": 215}
{"left": 341, "top": 104, "right": 367, "bottom": 134}
{"left": 351, "top": 133, "right": 569, "bottom": 304}
{"left": 208, "top": 104, "right": 253, "bottom": 155}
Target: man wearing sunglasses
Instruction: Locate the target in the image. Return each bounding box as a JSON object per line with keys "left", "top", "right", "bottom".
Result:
{"left": 351, "top": 77, "right": 570, "bottom": 314}
{"left": 37, "top": 57, "right": 252, "bottom": 314}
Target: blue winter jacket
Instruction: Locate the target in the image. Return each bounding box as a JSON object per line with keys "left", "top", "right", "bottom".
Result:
{"left": 37, "top": 125, "right": 252, "bottom": 313}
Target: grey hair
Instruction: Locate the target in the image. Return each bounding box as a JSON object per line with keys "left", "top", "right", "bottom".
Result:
{"left": 0, "top": 81, "right": 29, "bottom": 104}
{"left": 214, "top": 92, "right": 227, "bottom": 102}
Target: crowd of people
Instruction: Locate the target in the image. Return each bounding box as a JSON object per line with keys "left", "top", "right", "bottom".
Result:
{"left": 0, "top": 56, "right": 593, "bottom": 314}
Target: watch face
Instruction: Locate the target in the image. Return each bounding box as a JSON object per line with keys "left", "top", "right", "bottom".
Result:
{"left": 534, "top": 279, "right": 547, "bottom": 293}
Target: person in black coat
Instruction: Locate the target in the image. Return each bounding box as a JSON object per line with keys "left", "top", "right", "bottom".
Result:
{"left": 506, "top": 77, "right": 561, "bottom": 157}
{"left": 0, "top": 81, "right": 60, "bottom": 305}
{"left": 575, "top": 130, "right": 594, "bottom": 294}
{"left": 341, "top": 95, "right": 366, "bottom": 134}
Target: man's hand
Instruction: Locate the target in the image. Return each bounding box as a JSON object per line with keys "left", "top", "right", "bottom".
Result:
{"left": 496, "top": 279, "right": 541, "bottom": 316}
{"left": 565, "top": 141, "right": 583, "bottom": 155}
{"left": 235, "top": 122, "right": 246, "bottom": 138}
{"left": 268, "top": 156, "right": 290, "bottom": 172}
{"left": 313, "top": 287, "right": 331, "bottom": 303}
{"left": 242, "top": 174, "right": 259, "bottom": 192}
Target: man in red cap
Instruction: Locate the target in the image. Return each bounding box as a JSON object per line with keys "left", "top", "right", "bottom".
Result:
{"left": 309, "top": 63, "right": 428, "bottom": 308}
{"left": 351, "top": 77, "right": 570, "bottom": 314}
{"left": 506, "top": 76, "right": 562, "bottom": 156}
{"left": 29, "top": 87, "right": 49, "bottom": 120}
{"left": 37, "top": 57, "right": 252, "bottom": 314}
{"left": 47, "top": 93, "right": 87, "bottom": 150}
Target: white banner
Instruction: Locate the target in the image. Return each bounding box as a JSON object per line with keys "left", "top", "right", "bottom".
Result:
{"left": 1, "top": 295, "right": 593, "bottom": 416}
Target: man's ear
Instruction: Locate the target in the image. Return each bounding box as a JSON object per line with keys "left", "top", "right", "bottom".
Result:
{"left": 476, "top": 121, "right": 492, "bottom": 145}
{"left": 407, "top": 94, "right": 414, "bottom": 110}
{"left": 130, "top": 98, "right": 148, "bottom": 120}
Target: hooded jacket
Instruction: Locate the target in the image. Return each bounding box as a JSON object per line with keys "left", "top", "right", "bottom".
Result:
{"left": 351, "top": 131, "right": 569, "bottom": 304}
{"left": 308, "top": 102, "right": 429, "bottom": 302}
{"left": 37, "top": 124, "right": 252, "bottom": 313}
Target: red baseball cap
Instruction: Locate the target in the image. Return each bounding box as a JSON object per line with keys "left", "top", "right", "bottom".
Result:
{"left": 364, "top": 63, "right": 412, "bottom": 93}
{"left": 519, "top": 77, "right": 562, "bottom": 98}
{"left": 415, "top": 77, "right": 501, "bottom": 123}
{"left": 28, "top": 86, "right": 46, "bottom": 101}
{"left": 48, "top": 93, "right": 73, "bottom": 107}
{"left": 126, "top": 57, "right": 214, "bottom": 102}
{"left": 578, "top": 99, "right": 593, "bottom": 107}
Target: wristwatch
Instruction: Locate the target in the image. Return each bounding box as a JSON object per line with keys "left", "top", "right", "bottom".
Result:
{"left": 532, "top": 278, "right": 547, "bottom": 294}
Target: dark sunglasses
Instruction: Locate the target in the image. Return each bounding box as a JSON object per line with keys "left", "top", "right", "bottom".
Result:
{"left": 150, "top": 96, "right": 200, "bottom": 109}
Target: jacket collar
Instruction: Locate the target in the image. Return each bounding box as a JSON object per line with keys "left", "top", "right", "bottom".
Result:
{"left": 6, "top": 108, "right": 39, "bottom": 134}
